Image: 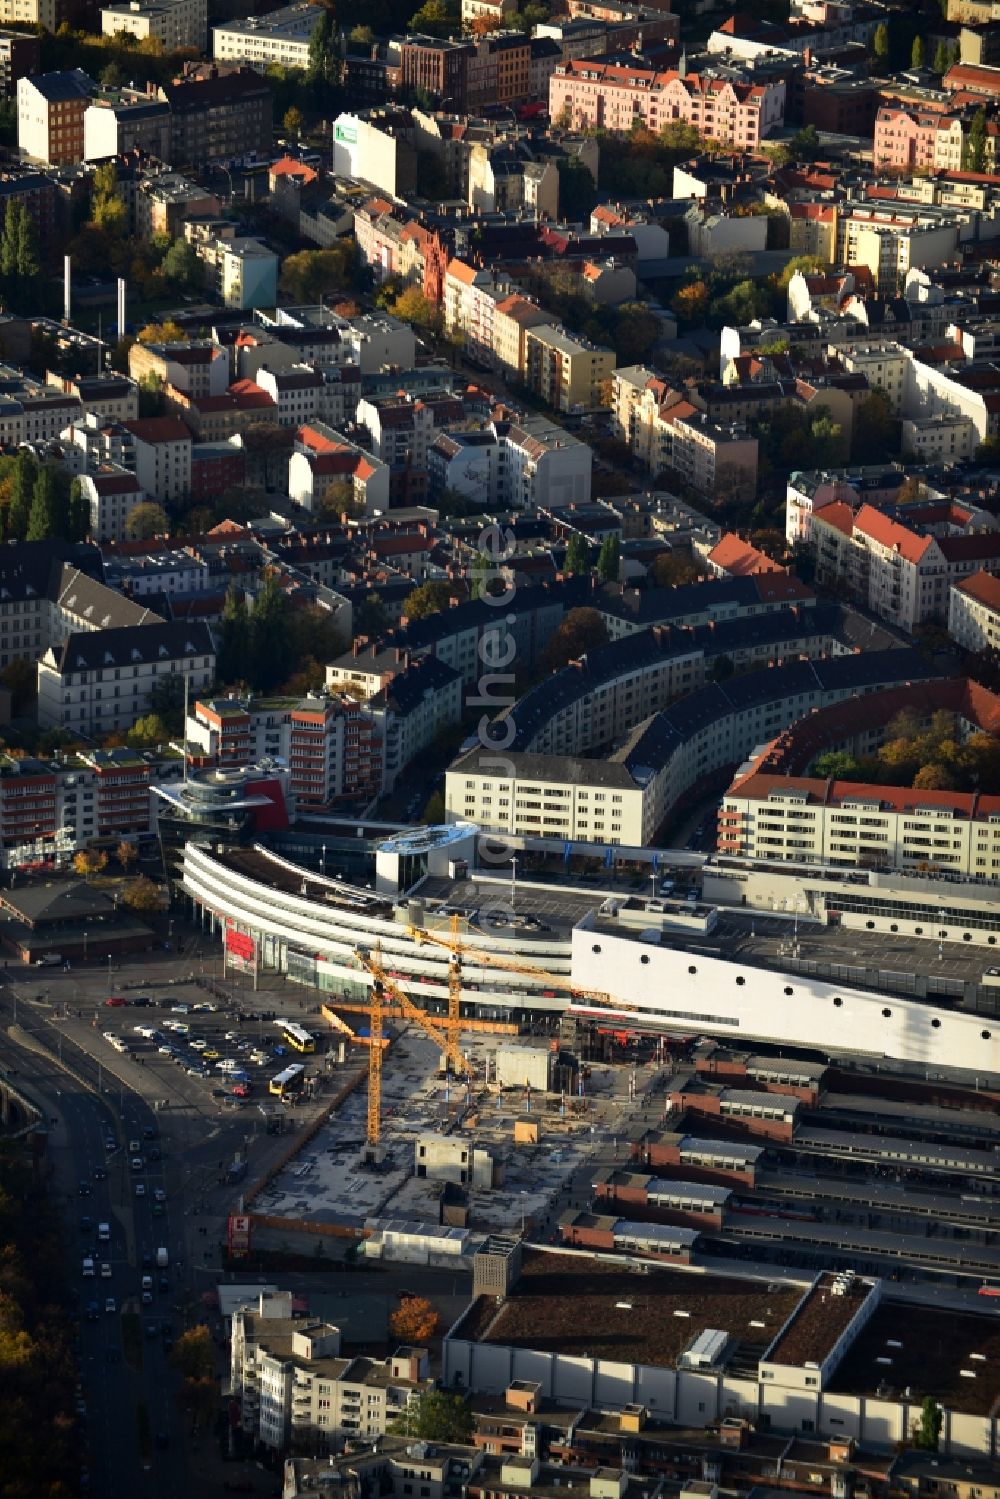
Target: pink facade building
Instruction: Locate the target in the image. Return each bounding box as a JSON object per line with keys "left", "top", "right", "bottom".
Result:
{"left": 874, "top": 105, "right": 965, "bottom": 173}
{"left": 549, "top": 59, "right": 784, "bottom": 144}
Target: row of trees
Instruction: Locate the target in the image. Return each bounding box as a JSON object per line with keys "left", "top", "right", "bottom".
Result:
{"left": 0, "top": 1142, "right": 80, "bottom": 1495}
{"left": 216, "top": 578, "right": 349, "bottom": 694}
{"left": 0, "top": 454, "right": 89, "bottom": 545}
{"left": 813, "top": 710, "right": 1000, "bottom": 794}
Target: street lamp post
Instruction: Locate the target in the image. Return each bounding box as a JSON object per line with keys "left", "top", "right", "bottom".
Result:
{"left": 511, "top": 856, "right": 518, "bottom": 910}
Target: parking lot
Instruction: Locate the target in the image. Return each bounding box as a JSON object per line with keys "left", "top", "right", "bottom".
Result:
{"left": 93, "top": 989, "right": 321, "bottom": 1111}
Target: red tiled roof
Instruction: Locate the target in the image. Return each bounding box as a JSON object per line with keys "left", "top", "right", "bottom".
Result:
{"left": 811, "top": 500, "right": 854, "bottom": 537}
{"left": 708, "top": 531, "right": 783, "bottom": 577}
{"left": 853, "top": 502, "right": 934, "bottom": 564}
{"left": 955, "top": 569, "right": 1000, "bottom": 610}
{"left": 123, "top": 417, "right": 191, "bottom": 444}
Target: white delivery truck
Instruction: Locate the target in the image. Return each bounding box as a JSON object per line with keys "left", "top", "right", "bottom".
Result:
{"left": 156, "top": 1247, "right": 168, "bottom": 1268}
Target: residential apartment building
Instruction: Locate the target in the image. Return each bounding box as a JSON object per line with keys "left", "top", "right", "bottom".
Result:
{"left": 492, "top": 294, "right": 551, "bottom": 380}
{"left": 369, "top": 654, "right": 463, "bottom": 791}
{"left": 811, "top": 500, "right": 1000, "bottom": 631}
{"left": 354, "top": 390, "right": 466, "bottom": 505}
{"left": 254, "top": 365, "right": 324, "bottom": 427}
{"left": 101, "top": 0, "right": 207, "bottom": 51}
{"left": 190, "top": 233, "right": 278, "bottom": 311}
{"left": 80, "top": 469, "right": 145, "bottom": 543}
{"left": 129, "top": 341, "right": 229, "bottom": 400}
{"left": 213, "top": 3, "right": 320, "bottom": 69}
{"left": 429, "top": 415, "right": 592, "bottom": 510}
{"left": 17, "top": 69, "right": 94, "bottom": 167}
{"left": 948, "top": 569, "right": 1000, "bottom": 653}
{"left": 0, "top": 745, "right": 184, "bottom": 868}
{"left": 159, "top": 67, "right": 272, "bottom": 167}
{"left": 549, "top": 60, "right": 785, "bottom": 145}
{"left": 719, "top": 767, "right": 1000, "bottom": 877}
{"left": 83, "top": 94, "right": 172, "bottom": 163}
{"left": 524, "top": 324, "right": 615, "bottom": 413}
{"left": 462, "top": 0, "right": 516, "bottom": 24}
{"left": 0, "top": 0, "right": 61, "bottom": 32}
{"left": 874, "top": 106, "right": 969, "bottom": 174}
{"left": 669, "top": 413, "right": 758, "bottom": 503}
{"left": 0, "top": 30, "right": 39, "bottom": 95}
{"left": 136, "top": 172, "right": 222, "bottom": 238}
{"left": 332, "top": 109, "right": 417, "bottom": 199}
{"left": 123, "top": 417, "right": 193, "bottom": 505}
{"left": 230, "top": 1294, "right": 431, "bottom": 1453}
{"left": 287, "top": 422, "right": 391, "bottom": 515}
{"left": 45, "top": 373, "right": 138, "bottom": 424}
{"left": 399, "top": 35, "right": 474, "bottom": 109}
{"left": 37, "top": 620, "right": 215, "bottom": 734}
{"left": 834, "top": 207, "right": 960, "bottom": 292}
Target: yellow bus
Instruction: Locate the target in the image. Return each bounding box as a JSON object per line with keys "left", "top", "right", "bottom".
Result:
{"left": 279, "top": 1020, "right": 316, "bottom": 1054}
{"left": 269, "top": 1063, "right": 305, "bottom": 1098}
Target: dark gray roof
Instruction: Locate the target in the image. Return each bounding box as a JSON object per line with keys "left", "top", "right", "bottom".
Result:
{"left": 370, "top": 655, "right": 460, "bottom": 715}
{"left": 48, "top": 620, "right": 214, "bottom": 675}
{"left": 505, "top": 602, "right": 847, "bottom": 750}
{"left": 451, "top": 746, "right": 636, "bottom": 788}
{"left": 0, "top": 540, "right": 100, "bottom": 605}
{"left": 55, "top": 565, "right": 162, "bottom": 630}
{"left": 27, "top": 68, "right": 94, "bottom": 102}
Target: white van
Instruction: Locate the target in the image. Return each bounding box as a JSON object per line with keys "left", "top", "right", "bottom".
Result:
{"left": 97, "top": 1222, "right": 110, "bottom": 1242}
{"left": 82, "top": 1258, "right": 95, "bottom": 1277}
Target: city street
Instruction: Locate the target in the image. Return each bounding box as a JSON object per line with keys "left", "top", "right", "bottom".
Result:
{"left": 0, "top": 931, "right": 342, "bottom": 1497}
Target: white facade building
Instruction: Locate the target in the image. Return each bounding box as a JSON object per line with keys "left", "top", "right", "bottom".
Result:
{"left": 213, "top": 3, "right": 319, "bottom": 68}
{"left": 101, "top": 0, "right": 207, "bottom": 51}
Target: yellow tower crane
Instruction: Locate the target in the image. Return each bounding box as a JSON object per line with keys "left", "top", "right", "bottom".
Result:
{"left": 355, "top": 939, "right": 473, "bottom": 1154}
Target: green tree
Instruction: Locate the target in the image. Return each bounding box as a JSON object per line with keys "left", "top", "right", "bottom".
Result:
{"left": 91, "top": 161, "right": 126, "bottom": 236}
{"left": 7, "top": 451, "right": 36, "bottom": 541}
{"left": 392, "top": 1390, "right": 473, "bottom": 1442}
{"left": 564, "top": 533, "right": 590, "bottom": 575}
{"left": 67, "top": 477, "right": 89, "bottom": 543}
{"left": 408, "top": 0, "right": 453, "bottom": 36}
{"left": 137, "top": 373, "right": 165, "bottom": 418}
{"left": 0, "top": 201, "right": 39, "bottom": 310}
{"left": 248, "top": 573, "right": 291, "bottom": 691}
{"left": 649, "top": 551, "right": 700, "bottom": 587}
{"left": 126, "top": 714, "right": 169, "bottom": 748}
{"left": 911, "top": 35, "right": 925, "bottom": 69}
{"left": 216, "top": 587, "right": 250, "bottom": 685}
{"left": 873, "top": 21, "right": 889, "bottom": 60}
{"left": 283, "top": 105, "right": 304, "bottom": 137}
{"left": 812, "top": 750, "right": 863, "bottom": 780}
{"left": 349, "top": 23, "right": 376, "bottom": 44}
{"left": 404, "top": 580, "right": 453, "bottom": 620}
{"left": 307, "top": 5, "right": 337, "bottom": 83}
{"left": 852, "top": 389, "right": 898, "bottom": 464}
{"left": 596, "top": 534, "right": 620, "bottom": 584}
{"left": 170, "top": 1326, "right": 215, "bottom": 1382}
{"left": 160, "top": 237, "right": 201, "bottom": 291}
{"left": 915, "top": 1396, "right": 942, "bottom": 1452}
{"left": 150, "top": 673, "right": 187, "bottom": 733}
{"left": 422, "top": 790, "right": 446, "bottom": 825}
{"left": 391, "top": 284, "right": 443, "bottom": 335}
{"left": 279, "top": 243, "right": 359, "bottom": 303}
{"left": 789, "top": 123, "right": 821, "bottom": 160}
{"left": 126, "top": 501, "right": 169, "bottom": 540}
{"left": 26, "top": 466, "right": 61, "bottom": 541}
{"left": 558, "top": 155, "right": 597, "bottom": 219}
{"left": 965, "top": 107, "right": 988, "bottom": 173}
{"left": 932, "top": 39, "right": 950, "bottom": 73}
{"left": 355, "top": 591, "right": 388, "bottom": 638}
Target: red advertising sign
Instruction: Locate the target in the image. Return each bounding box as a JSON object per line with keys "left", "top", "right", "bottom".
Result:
{"left": 225, "top": 926, "right": 255, "bottom": 961}
{"left": 227, "top": 1213, "right": 251, "bottom": 1257}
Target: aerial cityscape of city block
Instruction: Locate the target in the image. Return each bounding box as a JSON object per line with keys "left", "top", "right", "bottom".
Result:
{"left": 0, "top": 0, "right": 997, "bottom": 1491}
